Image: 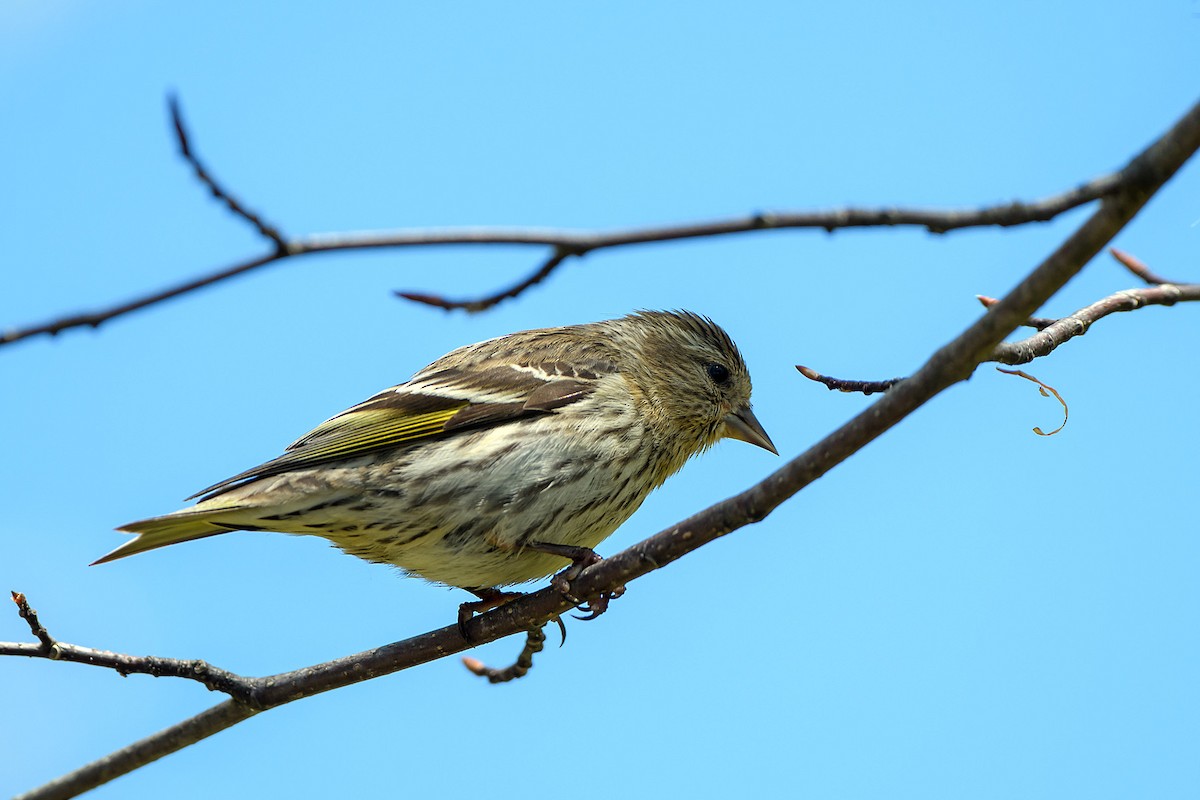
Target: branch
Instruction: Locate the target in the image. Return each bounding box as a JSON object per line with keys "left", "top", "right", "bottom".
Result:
{"left": 4, "top": 591, "right": 563, "bottom": 693}
{"left": 801, "top": 252, "right": 1200, "bottom": 390}
{"left": 16, "top": 702, "right": 261, "bottom": 800}
{"left": 12, "top": 96, "right": 1200, "bottom": 800}
{"left": 0, "top": 98, "right": 1131, "bottom": 348}
{"left": 989, "top": 281, "right": 1200, "bottom": 365}
{"left": 3, "top": 592, "right": 257, "bottom": 701}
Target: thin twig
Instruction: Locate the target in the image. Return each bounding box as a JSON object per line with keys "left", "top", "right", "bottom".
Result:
{"left": 1110, "top": 246, "right": 1178, "bottom": 285}
{"left": 168, "top": 95, "right": 287, "bottom": 250}
{"left": 795, "top": 366, "right": 905, "bottom": 394}
{"left": 12, "top": 592, "right": 55, "bottom": 650}
{"left": 397, "top": 246, "right": 577, "bottom": 312}
{"left": 976, "top": 295, "right": 1058, "bottom": 330}
{"left": 462, "top": 627, "right": 548, "bottom": 683}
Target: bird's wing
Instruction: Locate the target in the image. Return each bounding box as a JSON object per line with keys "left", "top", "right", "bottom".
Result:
{"left": 186, "top": 364, "right": 606, "bottom": 501}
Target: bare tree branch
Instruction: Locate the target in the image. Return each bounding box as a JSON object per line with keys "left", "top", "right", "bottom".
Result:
{"left": 10, "top": 96, "right": 1200, "bottom": 800}
{"left": 4, "top": 590, "right": 565, "bottom": 695}
{"left": 989, "top": 281, "right": 1200, "bottom": 365}
{"left": 0, "top": 98, "right": 1134, "bottom": 348}
{"left": 801, "top": 251, "right": 1200, "bottom": 391}
{"left": 3, "top": 592, "right": 258, "bottom": 701}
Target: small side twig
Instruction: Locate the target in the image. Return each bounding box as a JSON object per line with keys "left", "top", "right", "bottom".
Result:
{"left": 13, "top": 591, "right": 55, "bottom": 651}
{"left": 8, "top": 96, "right": 1200, "bottom": 800}
{"left": 977, "top": 295, "right": 1058, "bottom": 330}
{"left": 795, "top": 365, "right": 904, "bottom": 394}
{"left": 397, "top": 246, "right": 578, "bottom": 312}
{"left": 169, "top": 95, "right": 287, "bottom": 251}
{"left": 1110, "top": 247, "right": 1178, "bottom": 285}
{"left": 462, "top": 627, "right": 548, "bottom": 684}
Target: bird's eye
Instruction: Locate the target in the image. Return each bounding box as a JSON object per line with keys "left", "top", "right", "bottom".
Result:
{"left": 705, "top": 363, "right": 731, "bottom": 384}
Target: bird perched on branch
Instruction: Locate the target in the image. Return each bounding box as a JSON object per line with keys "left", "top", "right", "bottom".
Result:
{"left": 97, "top": 310, "right": 776, "bottom": 623}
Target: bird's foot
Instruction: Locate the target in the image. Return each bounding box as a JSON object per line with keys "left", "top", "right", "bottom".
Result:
{"left": 573, "top": 584, "right": 626, "bottom": 621}
{"left": 526, "top": 541, "right": 622, "bottom": 621}
{"left": 526, "top": 541, "right": 601, "bottom": 599}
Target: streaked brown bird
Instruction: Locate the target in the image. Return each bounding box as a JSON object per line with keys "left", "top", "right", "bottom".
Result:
{"left": 98, "top": 310, "right": 776, "bottom": 620}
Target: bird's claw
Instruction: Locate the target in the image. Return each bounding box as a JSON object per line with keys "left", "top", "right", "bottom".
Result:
{"left": 541, "top": 546, "right": 603, "bottom": 606}
{"left": 522, "top": 542, "right": 624, "bottom": 625}
{"left": 549, "top": 571, "right": 580, "bottom": 602}
{"left": 547, "top": 549, "right": 603, "bottom": 594}
{"left": 572, "top": 584, "right": 625, "bottom": 621}
{"left": 539, "top": 548, "right": 624, "bottom": 621}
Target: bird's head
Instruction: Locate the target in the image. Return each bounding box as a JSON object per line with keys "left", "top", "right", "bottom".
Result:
{"left": 611, "top": 310, "right": 777, "bottom": 457}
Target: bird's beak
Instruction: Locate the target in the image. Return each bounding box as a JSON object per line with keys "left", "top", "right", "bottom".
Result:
{"left": 723, "top": 406, "right": 778, "bottom": 455}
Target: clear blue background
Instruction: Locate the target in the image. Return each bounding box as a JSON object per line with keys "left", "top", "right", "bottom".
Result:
{"left": 3, "top": 3, "right": 1198, "bottom": 798}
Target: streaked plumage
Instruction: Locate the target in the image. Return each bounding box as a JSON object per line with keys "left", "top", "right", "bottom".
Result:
{"left": 98, "top": 310, "right": 775, "bottom": 591}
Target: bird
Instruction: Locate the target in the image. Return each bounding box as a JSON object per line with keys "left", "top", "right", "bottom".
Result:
{"left": 96, "top": 310, "right": 776, "bottom": 623}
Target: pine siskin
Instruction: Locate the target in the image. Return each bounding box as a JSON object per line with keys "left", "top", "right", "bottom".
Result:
{"left": 96, "top": 311, "right": 775, "bottom": 614}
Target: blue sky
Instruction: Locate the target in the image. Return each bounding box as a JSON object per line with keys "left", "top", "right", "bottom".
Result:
{"left": 3, "top": 3, "right": 1198, "bottom": 798}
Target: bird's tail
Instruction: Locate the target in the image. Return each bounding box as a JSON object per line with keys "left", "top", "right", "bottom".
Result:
{"left": 92, "top": 507, "right": 247, "bottom": 565}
